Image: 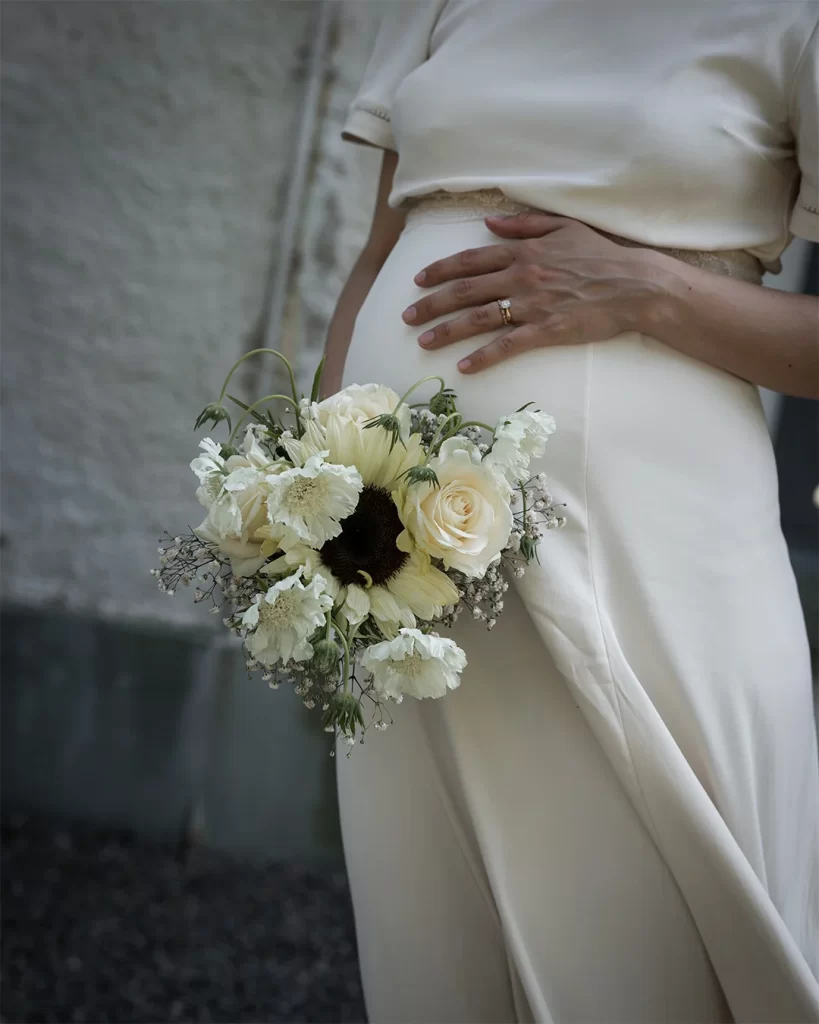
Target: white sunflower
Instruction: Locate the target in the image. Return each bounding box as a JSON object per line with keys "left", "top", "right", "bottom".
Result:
{"left": 259, "top": 487, "right": 458, "bottom": 638}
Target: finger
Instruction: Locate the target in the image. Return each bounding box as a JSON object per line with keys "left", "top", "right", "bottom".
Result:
{"left": 485, "top": 211, "right": 572, "bottom": 239}
{"left": 403, "top": 269, "right": 512, "bottom": 326}
{"left": 457, "top": 324, "right": 542, "bottom": 374}
{"left": 418, "top": 299, "right": 521, "bottom": 350}
{"left": 414, "top": 244, "right": 513, "bottom": 287}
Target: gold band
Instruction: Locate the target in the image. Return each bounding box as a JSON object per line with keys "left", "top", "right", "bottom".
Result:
{"left": 498, "top": 298, "right": 514, "bottom": 326}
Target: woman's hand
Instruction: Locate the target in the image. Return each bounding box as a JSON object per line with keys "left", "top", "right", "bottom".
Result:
{"left": 403, "top": 212, "right": 668, "bottom": 373}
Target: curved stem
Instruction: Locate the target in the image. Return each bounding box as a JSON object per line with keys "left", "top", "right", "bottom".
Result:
{"left": 228, "top": 394, "right": 299, "bottom": 444}
{"left": 396, "top": 375, "right": 448, "bottom": 409}
{"left": 217, "top": 348, "right": 300, "bottom": 412}
{"left": 444, "top": 418, "right": 495, "bottom": 436}
{"left": 425, "top": 412, "right": 462, "bottom": 460}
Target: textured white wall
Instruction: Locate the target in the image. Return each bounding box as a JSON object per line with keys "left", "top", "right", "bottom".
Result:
{"left": 1, "top": 1, "right": 318, "bottom": 626}
{"left": 288, "top": 4, "right": 384, "bottom": 397}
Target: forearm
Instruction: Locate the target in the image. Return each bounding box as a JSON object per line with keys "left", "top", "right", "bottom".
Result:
{"left": 640, "top": 252, "right": 819, "bottom": 399}
{"left": 321, "top": 251, "right": 385, "bottom": 399}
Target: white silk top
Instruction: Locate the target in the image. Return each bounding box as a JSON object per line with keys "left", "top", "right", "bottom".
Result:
{"left": 343, "top": 1, "right": 819, "bottom": 272}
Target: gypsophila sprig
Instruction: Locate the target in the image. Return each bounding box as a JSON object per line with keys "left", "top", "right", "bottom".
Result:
{"left": 157, "top": 350, "right": 563, "bottom": 756}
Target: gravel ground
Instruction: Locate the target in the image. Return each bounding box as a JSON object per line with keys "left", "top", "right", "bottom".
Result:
{"left": 1, "top": 814, "right": 367, "bottom": 1024}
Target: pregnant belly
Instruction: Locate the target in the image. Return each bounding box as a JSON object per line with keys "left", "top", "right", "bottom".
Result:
{"left": 342, "top": 212, "right": 776, "bottom": 532}
{"left": 343, "top": 215, "right": 589, "bottom": 433}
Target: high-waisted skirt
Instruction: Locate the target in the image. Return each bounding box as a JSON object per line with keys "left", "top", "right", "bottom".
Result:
{"left": 335, "top": 197, "right": 819, "bottom": 1023}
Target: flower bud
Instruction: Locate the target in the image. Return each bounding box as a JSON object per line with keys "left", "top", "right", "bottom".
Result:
{"left": 322, "top": 691, "right": 365, "bottom": 740}
{"left": 429, "top": 388, "right": 458, "bottom": 418}
{"left": 312, "top": 637, "right": 342, "bottom": 677}
{"left": 194, "top": 402, "right": 232, "bottom": 432}
{"left": 519, "top": 534, "right": 540, "bottom": 563}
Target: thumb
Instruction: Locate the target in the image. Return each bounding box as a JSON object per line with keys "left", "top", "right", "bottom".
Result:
{"left": 485, "top": 211, "right": 569, "bottom": 238}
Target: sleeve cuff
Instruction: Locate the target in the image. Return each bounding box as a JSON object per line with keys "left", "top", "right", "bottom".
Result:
{"left": 790, "top": 190, "right": 819, "bottom": 242}
{"left": 341, "top": 105, "right": 396, "bottom": 152}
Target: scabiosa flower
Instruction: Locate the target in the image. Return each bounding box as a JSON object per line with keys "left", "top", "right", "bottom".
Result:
{"left": 265, "top": 454, "right": 363, "bottom": 547}
{"left": 483, "top": 408, "right": 556, "bottom": 486}
{"left": 241, "top": 571, "right": 333, "bottom": 666}
{"left": 360, "top": 628, "right": 467, "bottom": 700}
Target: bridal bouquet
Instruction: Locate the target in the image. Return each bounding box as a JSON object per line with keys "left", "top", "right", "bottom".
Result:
{"left": 155, "top": 349, "right": 565, "bottom": 753}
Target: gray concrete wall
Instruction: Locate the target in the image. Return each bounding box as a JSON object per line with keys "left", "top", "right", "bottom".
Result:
{"left": 1, "top": 0, "right": 318, "bottom": 628}
{"left": 0, "top": 0, "right": 356, "bottom": 861}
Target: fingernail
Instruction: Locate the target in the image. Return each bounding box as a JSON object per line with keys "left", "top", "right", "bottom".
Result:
{"left": 414, "top": 271, "right": 426, "bottom": 284}
{"left": 458, "top": 358, "right": 472, "bottom": 371}
{"left": 418, "top": 331, "right": 434, "bottom": 346}
{"left": 403, "top": 306, "right": 417, "bottom": 323}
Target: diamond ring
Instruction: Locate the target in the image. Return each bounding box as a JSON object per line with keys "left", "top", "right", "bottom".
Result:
{"left": 497, "top": 298, "right": 514, "bottom": 326}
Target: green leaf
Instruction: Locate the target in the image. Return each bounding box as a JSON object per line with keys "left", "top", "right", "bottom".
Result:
{"left": 310, "top": 355, "right": 326, "bottom": 404}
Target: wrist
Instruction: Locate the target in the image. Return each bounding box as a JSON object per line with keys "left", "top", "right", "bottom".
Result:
{"left": 631, "top": 248, "right": 693, "bottom": 343}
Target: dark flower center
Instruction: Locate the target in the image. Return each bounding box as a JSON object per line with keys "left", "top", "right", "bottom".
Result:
{"left": 320, "top": 485, "right": 408, "bottom": 587}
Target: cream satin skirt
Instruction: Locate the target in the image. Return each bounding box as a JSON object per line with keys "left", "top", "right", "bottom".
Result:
{"left": 335, "top": 201, "right": 819, "bottom": 1023}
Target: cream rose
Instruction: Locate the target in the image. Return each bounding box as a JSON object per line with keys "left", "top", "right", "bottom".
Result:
{"left": 399, "top": 437, "right": 514, "bottom": 578}
{"left": 194, "top": 427, "right": 286, "bottom": 577}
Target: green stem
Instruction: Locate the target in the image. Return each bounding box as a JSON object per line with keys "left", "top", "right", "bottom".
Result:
{"left": 445, "top": 419, "right": 495, "bottom": 436}
{"left": 228, "top": 394, "right": 299, "bottom": 444}
{"left": 396, "top": 375, "right": 448, "bottom": 409}
{"left": 216, "top": 348, "right": 300, "bottom": 415}
{"left": 332, "top": 618, "right": 351, "bottom": 692}
{"left": 425, "top": 412, "right": 462, "bottom": 460}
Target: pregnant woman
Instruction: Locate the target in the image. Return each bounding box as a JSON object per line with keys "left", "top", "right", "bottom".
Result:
{"left": 321, "top": 3, "right": 819, "bottom": 1021}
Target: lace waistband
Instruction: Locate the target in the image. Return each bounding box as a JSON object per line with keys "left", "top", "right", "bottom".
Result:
{"left": 401, "top": 189, "right": 764, "bottom": 285}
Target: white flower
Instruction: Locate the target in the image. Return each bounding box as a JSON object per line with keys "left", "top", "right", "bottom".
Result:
{"left": 194, "top": 428, "right": 287, "bottom": 577}
{"left": 259, "top": 539, "right": 458, "bottom": 638}
{"left": 241, "top": 571, "right": 333, "bottom": 666}
{"left": 317, "top": 383, "right": 411, "bottom": 439}
{"left": 279, "top": 417, "right": 327, "bottom": 467}
{"left": 190, "top": 438, "right": 226, "bottom": 509}
{"left": 483, "top": 408, "right": 556, "bottom": 486}
{"left": 399, "top": 436, "right": 514, "bottom": 578}
{"left": 265, "top": 453, "right": 363, "bottom": 547}
{"left": 316, "top": 384, "right": 423, "bottom": 490}
{"left": 360, "top": 628, "right": 466, "bottom": 700}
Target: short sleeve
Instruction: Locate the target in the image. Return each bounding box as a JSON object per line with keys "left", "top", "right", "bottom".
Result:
{"left": 789, "top": 18, "right": 819, "bottom": 241}
{"left": 342, "top": 1, "right": 445, "bottom": 152}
